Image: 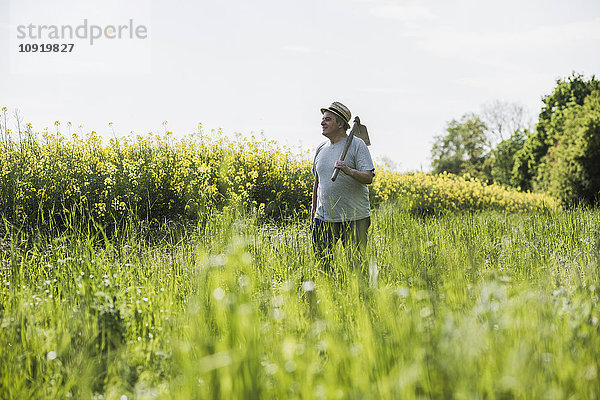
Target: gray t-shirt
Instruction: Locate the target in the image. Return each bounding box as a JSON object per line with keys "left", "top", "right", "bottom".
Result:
{"left": 312, "top": 136, "right": 375, "bottom": 222}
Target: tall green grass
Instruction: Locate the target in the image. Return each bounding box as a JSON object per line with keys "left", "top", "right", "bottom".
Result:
{"left": 1, "top": 206, "right": 599, "bottom": 399}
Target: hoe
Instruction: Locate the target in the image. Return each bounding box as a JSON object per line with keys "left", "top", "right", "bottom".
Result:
{"left": 331, "top": 116, "right": 371, "bottom": 181}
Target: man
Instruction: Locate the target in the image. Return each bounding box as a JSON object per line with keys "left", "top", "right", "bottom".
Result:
{"left": 311, "top": 101, "right": 375, "bottom": 269}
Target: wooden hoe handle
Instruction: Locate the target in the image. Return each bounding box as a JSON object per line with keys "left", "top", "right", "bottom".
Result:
{"left": 331, "top": 117, "right": 360, "bottom": 182}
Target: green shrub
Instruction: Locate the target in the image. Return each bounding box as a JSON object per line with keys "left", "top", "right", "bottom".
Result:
{"left": 371, "top": 170, "right": 558, "bottom": 214}
{"left": 0, "top": 126, "right": 559, "bottom": 230}
{"left": 546, "top": 91, "right": 600, "bottom": 206}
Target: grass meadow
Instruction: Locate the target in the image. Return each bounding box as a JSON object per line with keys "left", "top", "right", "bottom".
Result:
{"left": 0, "top": 128, "right": 597, "bottom": 399}
{"left": 1, "top": 204, "right": 599, "bottom": 399}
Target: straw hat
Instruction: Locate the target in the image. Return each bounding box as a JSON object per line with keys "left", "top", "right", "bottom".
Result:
{"left": 321, "top": 101, "right": 351, "bottom": 128}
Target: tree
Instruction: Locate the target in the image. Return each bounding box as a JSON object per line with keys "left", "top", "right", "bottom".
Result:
{"left": 430, "top": 113, "right": 490, "bottom": 180}
{"left": 488, "top": 130, "right": 526, "bottom": 187}
{"left": 480, "top": 100, "right": 533, "bottom": 145}
{"left": 546, "top": 90, "right": 600, "bottom": 206}
{"left": 512, "top": 72, "right": 600, "bottom": 191}
{"left": 479, "top": 100, "right": 531, "bottom": 188}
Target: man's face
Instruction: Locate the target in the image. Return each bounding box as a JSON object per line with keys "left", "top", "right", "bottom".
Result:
{"left": 321, "top": 111, "right": 343, "bottom": 137}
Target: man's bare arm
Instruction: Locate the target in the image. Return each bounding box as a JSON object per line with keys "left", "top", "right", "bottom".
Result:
{"left": 334, "top": 161, "right": 374, "bottom": 184}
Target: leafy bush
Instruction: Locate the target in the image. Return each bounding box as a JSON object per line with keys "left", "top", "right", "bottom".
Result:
{"left": 489, "top": 130, "right": 526, "bottom": 187}
{"left": 513, "top": 73, "right": 600, "bottom": 192}
{"left": 371, "top": 170, "right": 558, "bottom": 214}
{"left": 0, "top": 130, "right": 314, "bottom": 227}
{"left": 430, "top": 113, "right": 490, "bottom": 181}
{"left": 0, "top": 125, "right": 559, "bottom": 229}
{"left": 546, "top": 90, "right": 600, "bottom": 206}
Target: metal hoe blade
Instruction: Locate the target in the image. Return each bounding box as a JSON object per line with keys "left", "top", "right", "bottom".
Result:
{"left": 353, "top": 117, "right": 371, "bottom": 146}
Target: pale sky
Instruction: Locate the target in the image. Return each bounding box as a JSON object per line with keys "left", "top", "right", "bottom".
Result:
{"left": 1, "top": 0, "right": 599, "bottom": 171}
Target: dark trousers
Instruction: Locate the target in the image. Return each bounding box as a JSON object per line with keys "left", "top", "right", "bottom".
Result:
{"left": 311, "top": 217, "right": 370, "bottom": 269}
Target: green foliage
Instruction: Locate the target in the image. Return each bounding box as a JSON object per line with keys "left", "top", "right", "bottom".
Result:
{"left": 0, "top": 125, "right": 558, "bottom": 233}
{"left": 371, "top": 170, "right": 558, "bottom": 214}
{"left": 1, "top": 207, "right": 599, "bottom": 398}
{"left": 431, "top": 101, "right": 531, "bottom": 189}
{"left": 430, "top": 113, "right": 490, "bottom": 181}
{"left": 0, "top": 129, "right": 315, "bottom": 228}
{"left": 513, "top": 72, "right": 600, "bottom": 191}
{"left": 546, "top": 91, "right": 600, "bottom": 206}
{"left": 488, "top": 129, "right": 526, "bottom": 187}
